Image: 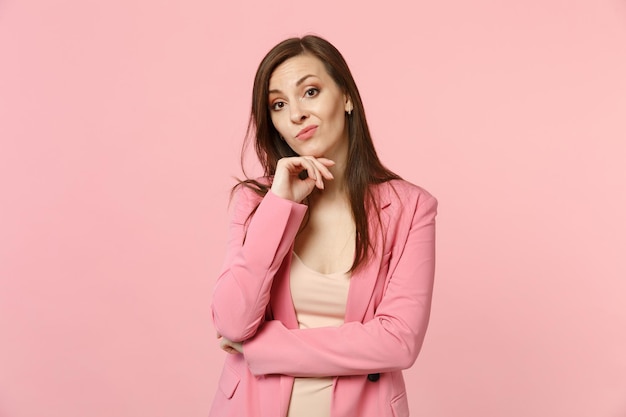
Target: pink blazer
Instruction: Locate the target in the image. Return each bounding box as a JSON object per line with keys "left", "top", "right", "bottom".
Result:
{"left": 209, "top": 179, "right": 437, "bottom": 417}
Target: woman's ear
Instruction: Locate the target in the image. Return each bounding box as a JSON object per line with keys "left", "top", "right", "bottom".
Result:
{"left": 345, "top": 95, "right": 353, "bottom": 115}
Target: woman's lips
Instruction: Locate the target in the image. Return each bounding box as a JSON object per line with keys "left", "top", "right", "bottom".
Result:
{"left": 296, "top": 125, "right": 318, "bottom": 140}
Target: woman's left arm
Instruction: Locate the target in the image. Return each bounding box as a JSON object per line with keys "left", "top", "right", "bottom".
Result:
{"left": 241, "top": 194, "right": 438, "bottom": 377}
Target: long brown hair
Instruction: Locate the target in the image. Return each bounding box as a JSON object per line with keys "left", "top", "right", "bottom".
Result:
{"left": 238, "top": 35, "right": 400, "bottom": 271}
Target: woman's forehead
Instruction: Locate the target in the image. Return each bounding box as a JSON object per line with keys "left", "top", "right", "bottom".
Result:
{"left": 269, "top": 54, "right": 329, "bottom": 90}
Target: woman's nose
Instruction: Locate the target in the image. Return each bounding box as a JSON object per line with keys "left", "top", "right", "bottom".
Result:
{"left": 289, "top": 101, "right": 308, "bottom": 123}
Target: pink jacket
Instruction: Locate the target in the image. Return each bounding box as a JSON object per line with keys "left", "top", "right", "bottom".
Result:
{"left": 209, "top": 179, "right": 437, "bottom": 417}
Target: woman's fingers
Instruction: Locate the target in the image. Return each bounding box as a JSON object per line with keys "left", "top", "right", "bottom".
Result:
{"left": 300, "top": 158, "right": 323, "bottom": 188}
{"left": 271, "top": 156, "right": 336, "bottom": 202}
{"left": 308, "top": 157, "right": 335, "bottom": 182}
{"left": 299, "top": 157, "right": 335, "bottom": 189}
{"left": 219, "top": 337, "right": 243, "bottom": 354}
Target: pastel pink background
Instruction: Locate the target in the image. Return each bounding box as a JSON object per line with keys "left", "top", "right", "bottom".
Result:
{"left": 1, "top": 0, "right": 625, "bottom": 416}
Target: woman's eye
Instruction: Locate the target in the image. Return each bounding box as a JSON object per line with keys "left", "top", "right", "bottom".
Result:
{"left": 271, "top": 101, "right": 285, "bottom": 111}
{"left": 305, "top": 88, "right": 319, "bottom": 97}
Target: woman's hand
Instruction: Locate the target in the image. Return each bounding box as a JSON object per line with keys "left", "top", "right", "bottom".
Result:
{"left": 217, "top": 332, "right": 243, "bottom": 354}
{"left": 271, "top": 156, "right": 335, "bottom": 202}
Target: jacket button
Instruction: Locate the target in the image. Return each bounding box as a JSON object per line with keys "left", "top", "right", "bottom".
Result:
{"left": 367, "top": 373, "right": 380, "bottom": 382}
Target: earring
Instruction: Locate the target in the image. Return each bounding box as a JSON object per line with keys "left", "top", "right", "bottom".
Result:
{"left": 347, "top": 108, "right": 353, "bottom": 115}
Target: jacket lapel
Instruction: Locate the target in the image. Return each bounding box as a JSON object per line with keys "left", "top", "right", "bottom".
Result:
{"left": 345, "top": 186, "right": 392, "bottom": 323}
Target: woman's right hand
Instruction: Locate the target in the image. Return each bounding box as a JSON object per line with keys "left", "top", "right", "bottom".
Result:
{"left": 271, "top": 156, "right": 335, "bottom": 202}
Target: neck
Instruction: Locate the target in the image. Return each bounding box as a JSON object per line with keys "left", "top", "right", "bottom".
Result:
{"left": 311, "top": 159, "right": 348, "bottom": 204}
{"left": 320, "top": 133, "right": 349, "bottom": 198}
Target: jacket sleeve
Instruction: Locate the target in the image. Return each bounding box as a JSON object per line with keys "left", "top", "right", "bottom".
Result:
{"left": 211, "top": 187, "right": 307, "bottom": 342}
{"left": 242, "top": 194, "right": 437, "bottom": 377}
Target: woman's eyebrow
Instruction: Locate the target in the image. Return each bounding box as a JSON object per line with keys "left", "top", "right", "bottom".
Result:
{"left": 296, "top": 74, "right": 316, "bottom": 86}
{"left": 269, "top": 74, "right": 318, "bottom": 95}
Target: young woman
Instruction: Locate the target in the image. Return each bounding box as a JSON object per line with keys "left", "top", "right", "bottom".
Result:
{"left": 209, "top": 35, "right": 437, "bottom": 417}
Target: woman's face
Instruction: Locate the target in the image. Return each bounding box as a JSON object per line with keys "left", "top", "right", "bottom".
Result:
{"left": 268, "top": 54, "right": 353, "bottom": 163}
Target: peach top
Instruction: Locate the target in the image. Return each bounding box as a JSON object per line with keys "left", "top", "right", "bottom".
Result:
{"left": 286, "top": 252, "right": 351, "bottom": 417}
